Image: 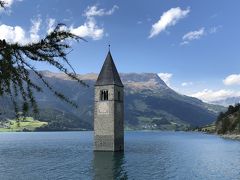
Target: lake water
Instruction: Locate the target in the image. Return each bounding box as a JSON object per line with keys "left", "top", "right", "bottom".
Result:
{"left": 0, "top": 131, "right": 240, "bottom": 180}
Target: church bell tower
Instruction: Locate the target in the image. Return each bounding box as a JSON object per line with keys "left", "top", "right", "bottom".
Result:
{"left": 94, "top": 50, "right": 124, "bottom": 151}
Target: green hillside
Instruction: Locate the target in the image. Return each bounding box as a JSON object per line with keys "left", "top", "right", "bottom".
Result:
{"left": 0, "top": 117, "right": 47, "bottom": 132}
{"left": 0, "top": 71, "right": 226, "bottom": 131}
{"left": 216, "top": 104, "right": 240, "bottom": 134}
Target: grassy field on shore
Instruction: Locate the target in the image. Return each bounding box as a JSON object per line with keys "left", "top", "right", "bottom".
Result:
{"left": 0, "top": 117, "right": 47, "bottom": 132}
{"left": 200, "top": 124, "right": 216, "bottom": 133}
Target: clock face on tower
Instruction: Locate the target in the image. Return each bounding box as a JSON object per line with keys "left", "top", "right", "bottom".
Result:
{"left": 98, "top": 102, "right": 109, "bottom": 114}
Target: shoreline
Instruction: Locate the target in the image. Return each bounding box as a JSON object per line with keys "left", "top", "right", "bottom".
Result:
{"left": 1, "top": 130, "right": 240, "bottom": 140}
{"left": 220, "top": 134, "right": 240, "bottom": 140}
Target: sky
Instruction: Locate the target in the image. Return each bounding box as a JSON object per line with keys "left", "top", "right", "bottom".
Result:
{"left": 1, "top": 0, "right": 240, "bottom": 103}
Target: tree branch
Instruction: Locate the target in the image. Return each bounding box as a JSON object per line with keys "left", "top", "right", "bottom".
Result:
{"left": 0, "top": 22, "right": 87, "bottom": 117}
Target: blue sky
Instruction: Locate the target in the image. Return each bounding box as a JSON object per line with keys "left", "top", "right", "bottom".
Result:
{"left": 1, "top": 0, "right": 240, "bottom": 102}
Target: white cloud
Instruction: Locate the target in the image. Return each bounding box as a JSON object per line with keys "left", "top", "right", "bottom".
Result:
{"left": 47, "top": 18, "right": 56, "bottom": 34}
{"left": 84, "top": 5, "right": 118, "bottom": 18}
{"left": 73, "top": 4, "right": 118, "bottom": 40}
{"left": 0, "top": 24, "right": 25, "bottom": 43}
{"left": 47, "top": 17, "right": 104, "bottom": 40}
{"left": 47, "top": 16, "right": 104, "bottom": 41}
{"left": 181, "top": 26, "right": 222, "bottom": 45}
{"left": 158, "top": 73, "right": 173, "bottom": 86}
{"left": 149, "top": 7, "right": 190, "bottom": 38}
{"left": 0, "top": 4, "right": 116, "bottom": 43}
{"left": 46, "top": 5, "right": 119, "bottom": 40}
{"left": 0, "top": 17, "right": 41, "bottom": 44}
{"left": 0, "top": 0, "right": 22, "bottom": 13}
{"left": 1, "top": 0, "right": 14, "bottom": 8}
{"left": 190, "top": 89, "right": 240, "bottom": 102}
{"left": 70, "top": 18, "right": 104, "bottom": 40}
{"left": 181, "top": 82, "right": 193, "bottom": 87}
{"left": 183, "top": 27, "right": 205, "bottom": 40}
{"left": 181, "top": 27, "right": 205, "bottom": 45}
{"left": 30, "top": 18, "right": 41, "bottom": 43}
{"left": 223, "top": 74, "right": 240, "bottom": 86}
{"left": 209, "top": 26, "right": 221, "bottom": 34}
{"left": 180, "top": 41, "right": 189, "bottom": 45}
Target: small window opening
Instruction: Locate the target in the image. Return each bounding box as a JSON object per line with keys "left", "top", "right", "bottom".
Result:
{"left": 100, "top": 90, "right": 108, "bottom": 101}
{"left": 118, "top": 91, "right": 121, "bottom": 101}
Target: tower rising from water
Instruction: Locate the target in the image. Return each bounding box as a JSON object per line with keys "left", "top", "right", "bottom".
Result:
{"left": 94, "top": 50, "right": 124, "bottom": 151}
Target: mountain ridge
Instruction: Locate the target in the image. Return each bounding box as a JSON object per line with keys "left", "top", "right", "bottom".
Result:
{"left": 210, "top": 97, "right": 240, "bottom": 107}
{"left": 0, "top": 71, "right": 226, "bottom": 131}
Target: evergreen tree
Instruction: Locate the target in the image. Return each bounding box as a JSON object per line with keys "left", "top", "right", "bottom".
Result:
{"left": 0, "top": 1, "right": 86, "bottom": 118}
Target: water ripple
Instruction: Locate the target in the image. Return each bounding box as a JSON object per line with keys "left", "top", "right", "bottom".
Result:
{"left": 0, "top": 131, "right": 240, "bottom": 180}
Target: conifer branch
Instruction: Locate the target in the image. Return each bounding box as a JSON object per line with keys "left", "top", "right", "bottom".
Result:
{"left": 0, "top": 4, "right": 87, "bottom": 117}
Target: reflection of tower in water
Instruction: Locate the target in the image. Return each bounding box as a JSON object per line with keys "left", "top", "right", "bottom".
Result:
{"left": 93, "top": 152, "right": 128, "bottom": 180}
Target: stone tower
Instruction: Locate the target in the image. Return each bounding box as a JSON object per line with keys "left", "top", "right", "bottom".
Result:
{"left": 94, "top": 50, "right": 124, "bottom": 151}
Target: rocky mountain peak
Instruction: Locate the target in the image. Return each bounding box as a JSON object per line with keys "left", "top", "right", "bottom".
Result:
{"left": 40, "top": 71, "right": 169, "bottom": 90}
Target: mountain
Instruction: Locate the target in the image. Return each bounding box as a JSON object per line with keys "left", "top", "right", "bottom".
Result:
{"left": 216, "top": 104, "right": 240, "bottom": 134}
{"left": 0, "top": 71, "right": 226, "bottom": 131}
{"left": 210, "top": 97, "right": 240, "bottom": 107}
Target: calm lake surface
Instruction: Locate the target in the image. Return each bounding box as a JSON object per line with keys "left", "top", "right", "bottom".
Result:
{"left": 0, "top": 131, "right": 240, "bottom": 180}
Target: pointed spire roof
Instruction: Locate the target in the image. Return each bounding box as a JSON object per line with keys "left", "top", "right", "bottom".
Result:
{"left": 95, "top": 51, "right": 123, "bottom": 87}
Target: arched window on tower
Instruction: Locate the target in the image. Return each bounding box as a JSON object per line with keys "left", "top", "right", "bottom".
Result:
{"left": 100, "top": 90, "right": 108, "bottom": 101}
{"left": 117, "top": 91, "right": 121, "bottom": 101}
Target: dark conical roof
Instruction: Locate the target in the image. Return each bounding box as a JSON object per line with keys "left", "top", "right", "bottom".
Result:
{"left": 95, "top": 51, "right": 123, "bottom": 87}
